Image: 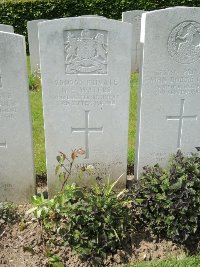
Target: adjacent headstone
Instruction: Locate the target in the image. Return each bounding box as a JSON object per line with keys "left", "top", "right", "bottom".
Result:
{"left": 27, "top": 19, "right": 46, "bottom": 73}
{"left": 39, "top": 17, "right": 132, "bottom": 196}
{"left": 0, "top": 24, "right": 14, "bottom": 33}
{"left": 135, "top": 7, "right": 200, "bottom": 178}
{"left": 122, "top": 10, "right": 144, "bottom": 72}
{"left": 0, "top": 32, "right": 35, "bottom": 202}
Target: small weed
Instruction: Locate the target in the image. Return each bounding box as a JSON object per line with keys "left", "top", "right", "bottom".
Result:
{"left": 55, "top": 148, "right": 85, "bottom": 191}
{"left": 29, "top": 71, "right": 41, "bottom": 91}
{"left": 47, "top": 255, "right": 64, "bottom": 267}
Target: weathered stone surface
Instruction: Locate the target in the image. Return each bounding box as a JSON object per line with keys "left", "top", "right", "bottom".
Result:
{"left": 135, "top": 7, "right": 200, "bottom": 178}
{"left": 0, "top": 32, "right": 35, "bottom": 202}
{"left": 39, "top": 17, "right": 132, "bottom": 196}
{"left": 0, "top": 24, "right": 14, "bottom": 33}
{"left": 27, "top": 19, "right": 46, "bottom": 73}
{"left": 122, "top": 10, "right": 144, "bottom": 72}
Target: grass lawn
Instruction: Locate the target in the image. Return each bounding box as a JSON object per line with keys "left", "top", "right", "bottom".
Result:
{"left": 129, "top": 254, "right": 200, "bottom": 267}
{"left": 28, "top": 55, "right": 138, "bottom": 175}
{"left": 30, "top": 89, "right": 46, "bottom": 175}
{"left": 128, "top": 73, "right": 138, "bottom": 165}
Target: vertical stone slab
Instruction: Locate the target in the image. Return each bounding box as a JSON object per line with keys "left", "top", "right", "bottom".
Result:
{"left": 122, "top": 10, "right": 144, "bottom": 72}
{"left": 27, "top": 19, "right": 46, "bottom": 73}
{"left": 0, "top": 24, "right": 14, "bottom": 33}
{"left": 39, "top": 17, "right": 132, "bottom": 196}
{"left": 0, "top": 32, "right": 35, "bottom": 202}
{"left": 135, "top": 7, "right": 200, "bottom": 178}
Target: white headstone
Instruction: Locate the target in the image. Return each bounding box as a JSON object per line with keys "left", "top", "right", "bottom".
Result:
{"left": 135, "top": 7, "right": 200, "bottom": 178}
{"left": 27, "top": 19, "right": 46, "bottom": 73}
{"left": 39, "top": 17, "right": 132, "bottom": 196}
{"left": 122, "top": 10, "right": 144, "bottom": 72}
{"left": 0, "top": 32, "right": 35, "bottom": 202}
{"left": 0, "top": 24, "right": 14, "bottom": 33}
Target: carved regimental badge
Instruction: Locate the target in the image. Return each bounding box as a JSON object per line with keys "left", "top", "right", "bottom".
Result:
{"left": 64, "top": 29, "right": 108, "bottom": 74}
{"left": 168, "top": 21, "right": 200, "bottom": 64}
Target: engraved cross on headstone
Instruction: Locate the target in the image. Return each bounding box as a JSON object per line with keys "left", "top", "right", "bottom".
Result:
{"left": 166, "top": 99, "right": 197, "bottom": 149}
{"left": 71, "top": 110, "right": 103, "bottom": 159}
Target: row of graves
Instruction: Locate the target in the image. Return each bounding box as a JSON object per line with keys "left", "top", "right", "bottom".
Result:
{"left": 0, "top": 6, "right": 200, "bottom": 202}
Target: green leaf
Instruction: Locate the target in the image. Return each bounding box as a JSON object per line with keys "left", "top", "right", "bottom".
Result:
{"left": 56, "top": 155, "right": 61, "bottom": 162}
{"left": 55, "top": 164, "right": 61, "bottom": 175}
{"left": 59, "top": 172, "right": 65, "bottom": 183}
{"left": 171, "top": 177, "right": 183, "bottom": 190}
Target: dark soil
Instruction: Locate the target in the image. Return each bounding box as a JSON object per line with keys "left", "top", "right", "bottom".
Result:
{"left": 0, "top": 217, "right": 187, "bottom": 266}
{"left": 0, "top": 175, "right": 192, "bottom": 267}
{"left": 0, "top": 206, "right": 187, "bottom": 267}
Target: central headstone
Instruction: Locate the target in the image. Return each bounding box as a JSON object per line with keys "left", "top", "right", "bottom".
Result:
{"left": 39, "top": 17, "right": 132, "bottom": 196}
{"left": 135, "top": 7, "right": 200, "bottom": 178}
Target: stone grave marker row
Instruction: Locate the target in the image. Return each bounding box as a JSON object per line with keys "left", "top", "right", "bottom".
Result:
{"left": 1, "top": 8, "right": 200, "bottom": 202}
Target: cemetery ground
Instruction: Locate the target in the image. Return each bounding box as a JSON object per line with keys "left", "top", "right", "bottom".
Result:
{"left": 0, "top": 59, "right": 200, "bottom": 267}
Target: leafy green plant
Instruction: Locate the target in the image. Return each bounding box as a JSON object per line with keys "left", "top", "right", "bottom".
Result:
{"left": 58, "top": 176, "right": 133, "bottom": 260}
{"left": 31, "top": 149, "right": 134, "bottom": 261}
{"left": 131, "top": 150, "right": 200, "bottom": 244}
{"left": 48, "top": 254, "right": 64, "bottom": 267}
{"left": 32, "top": 179, "right": 133, "bottom": 261}
{"left": 0, "top": 202, "right": 17, "bottom": 227}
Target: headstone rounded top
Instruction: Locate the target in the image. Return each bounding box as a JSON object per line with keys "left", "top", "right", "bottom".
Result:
{"left": 0, "top": 24, "right": 14, "bottom": 33}
{"left": 145, "top": 6, "right": 200, "bottom": 15}
{"left": 28, "top": 19, "right": 46, "bottom": 24}
{"left": 78, "top": 15, "right": 106, "bottom": 19}
{"left": 122, "top": 10, "right": 144, "bottom": 14}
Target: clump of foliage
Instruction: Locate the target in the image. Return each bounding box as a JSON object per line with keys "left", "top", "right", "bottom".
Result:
{"left": 131, "top": 150, "right": 200, "bottom": 244}
{"left": 31, "top": 149, "right": 133, "bottom": 262}
{"left": 29, "top": 71, "right": 41, "bottom": 91}
{"left": 0, "top": 202, "right": 17, "bottom": 227}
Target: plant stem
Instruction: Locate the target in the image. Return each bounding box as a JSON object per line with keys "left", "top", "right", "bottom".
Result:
{"left": 60, "top": 160, "right": 74, "bottom": 191}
